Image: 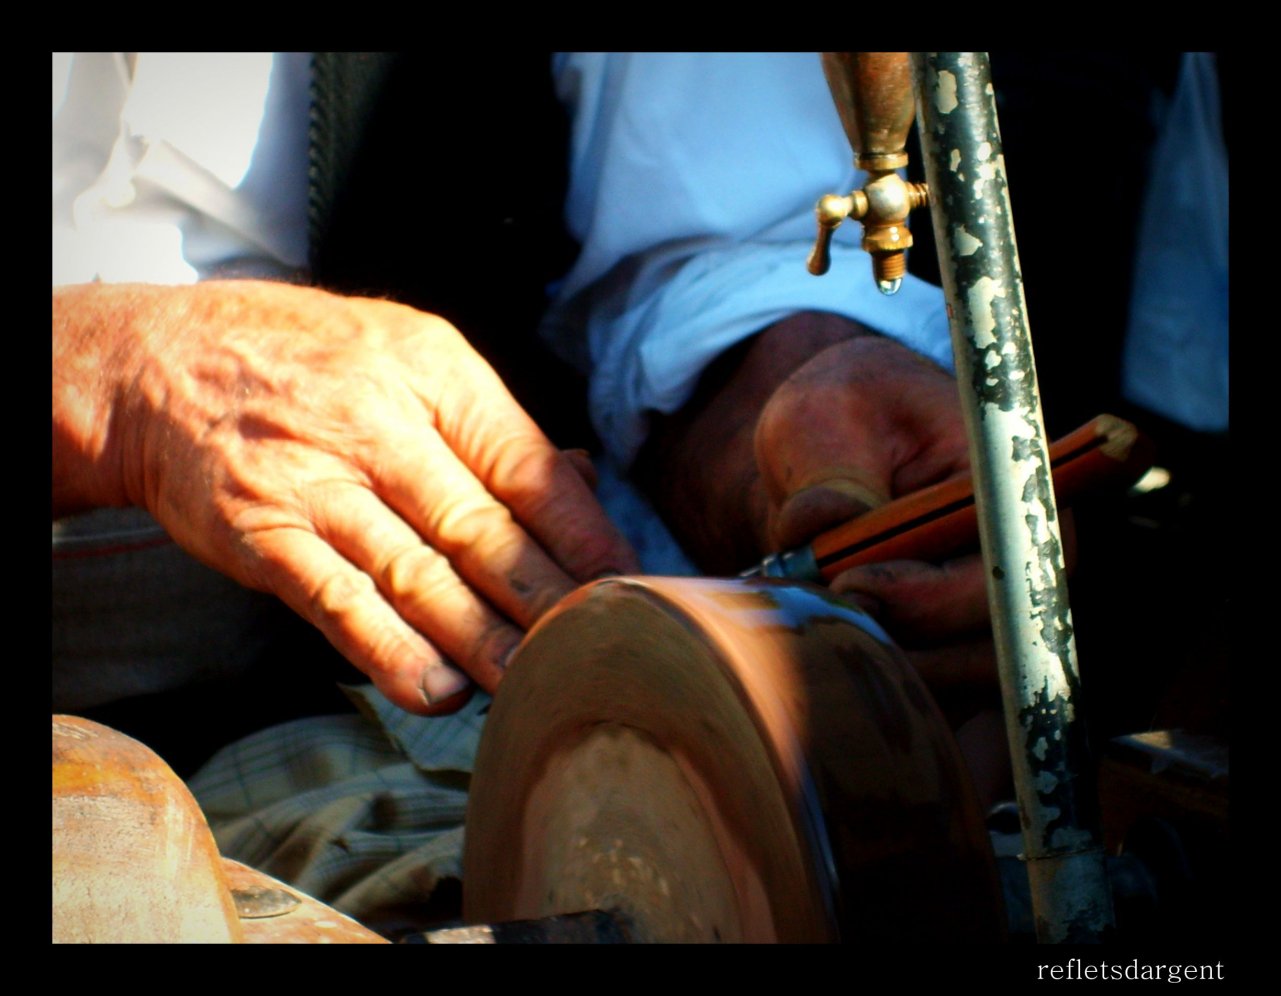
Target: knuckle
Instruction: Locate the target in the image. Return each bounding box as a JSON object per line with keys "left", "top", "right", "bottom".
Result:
{"left": 384, "top": 548, "right": 469, "bottom": 621}
{"left": 365, "top": 627, "right": 436, "bottom": 681}
{"left": 374, "top": 543, "right": 502, "bottom": 655}
{"left": 474, "top": 436, "right": 560, "bottom": 519}
{"left": 380, "top": 542, "right": 440, "bottom": 595}
{"left": 492, "top": 438, "right": 555, "bottom": 490}
{"left": 429, "top": 495, "right": 513, "bottom": 553}
{"left": 754, "top": 389, "right": 794, "bottom": 453}
{"left": 557, "top": 530, "right": 629, "bottom": 581}
{"left": 309, "top": 568, "right": 376, "bottom": 623}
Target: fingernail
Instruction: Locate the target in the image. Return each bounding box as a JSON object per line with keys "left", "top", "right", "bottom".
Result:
{"left": 814, "top": 478, "right": 889, "bottom": 509}
{"left": 499, "top": 641, "right": 520, "bottom": 671}
{"left": 421, "top": 686, "right": 475, "bottom": 716}
{"left": 420, "top": 659, "right": 470, "bottom": 705}
{"left": 785, "top": 478, "right": 887, "bottom": 518}
{"left": 774, "top": 479, "right": 888, "bottom": 550}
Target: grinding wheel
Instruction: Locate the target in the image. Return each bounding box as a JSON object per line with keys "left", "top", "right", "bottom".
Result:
{"left": 463, "top": 577, "right": 1003, "bottom": 942}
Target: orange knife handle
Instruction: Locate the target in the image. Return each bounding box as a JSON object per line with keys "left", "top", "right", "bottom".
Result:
{"left": 805, "top": 414, "right": 1153, "bottom": 582}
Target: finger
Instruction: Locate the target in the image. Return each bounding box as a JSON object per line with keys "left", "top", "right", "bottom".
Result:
{"left": 562, "top": 448, "right": 599, "bottom": 492}
{"left": 426, "top": 349, "right": 640, "bottom": 581}
{"left": 363, "top": 424, "right": 586, "bottom": 631}
{"left": 830, "top": 554, "right": 990, "bottom": 643}
{"left": 753, "top": 336, "right": 970, "bottom": 551}
{"left": 754, "top": 365, "right": 894, "bottom": 551}
{"left": 770, "top": 475, "right": 887, "bottom": 552}
{"left": 248, "top": 525, "right": 474, "bottom": 714}
{"left": 485, "top": 441, "right": 640, "bottom": 580}
{"left": 903, "top": 638, "right": 999, "bottom": 693}
{"left": 480, "top": 435, "right": 640, "bottom": 580}
{"left": 303, "top": 480, "right": 528, "bottom": 695}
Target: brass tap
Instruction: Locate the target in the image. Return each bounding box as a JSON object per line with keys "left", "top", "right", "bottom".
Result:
{"left": 808, "top": 53, "right": 930, "bottom": 295}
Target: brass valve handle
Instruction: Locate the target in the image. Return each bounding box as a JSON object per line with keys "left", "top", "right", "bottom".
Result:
{"left": 807, "top": 179, "right": 929, "bottom": 289}
{"left": 806, "top": 193, "right": 862, "bottom": 275}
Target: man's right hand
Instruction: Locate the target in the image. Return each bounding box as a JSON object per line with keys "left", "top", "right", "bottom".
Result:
{"left": 637, "top": 312, "right": 996, "bottom": 694}
{"left": 53, "top": 281, "right": 638, "bottom": 714}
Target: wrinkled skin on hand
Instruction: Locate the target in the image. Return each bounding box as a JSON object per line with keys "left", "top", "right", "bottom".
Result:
{"left": 641, "top": 311, "right": 1092, "bottom": 806}
{"left": 53, "top": 281, "right": 638, "bottom": 713}
{"left": 754, "top": 332, "right": 991, "bottom": 648}
{"left": 639, "top": 312, "right": 997, "bottom": 692}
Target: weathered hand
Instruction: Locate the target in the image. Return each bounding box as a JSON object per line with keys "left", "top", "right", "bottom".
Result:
{"left": 754, "top": 333, "right": 991, "bottom": 647}
{"left": 638, "top": 311, "right": 995, "bottom": 684}
{"left": 640, "top": 313, "right": 1018, "bottom": 802}
{"left": 53, "top": 281, "right": 638, "bottom": 713}
{"left": 755, "top": 336, "right": 968, "bottom": 549}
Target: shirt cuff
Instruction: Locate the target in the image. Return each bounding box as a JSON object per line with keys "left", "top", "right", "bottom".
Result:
{"left": 572, "top": 239, "right": 951, "bottom": 468}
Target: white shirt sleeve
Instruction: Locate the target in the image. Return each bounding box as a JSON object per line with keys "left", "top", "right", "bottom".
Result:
{"left": 542, "top": 52, "right": 952, "bottom": 468}
{"left": 52, "top": 53, "right": 311, "bottom": 287}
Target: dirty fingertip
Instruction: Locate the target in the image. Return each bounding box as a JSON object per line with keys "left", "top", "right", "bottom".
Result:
{"left": 499, "top": 639, "right": 522, "bottom": 672}
{"left": 774, "top": 479, "right": 887, "bottom": 550}
{"left": 419, "top": 659, "right": 472, "bottom": 708}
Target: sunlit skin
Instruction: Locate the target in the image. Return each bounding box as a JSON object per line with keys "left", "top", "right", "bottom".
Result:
{"left": 52, "top": 281, "right": 639, "bottom": 714}
{"left": 54, "top": 280, "right": 1047, "bottom": 784}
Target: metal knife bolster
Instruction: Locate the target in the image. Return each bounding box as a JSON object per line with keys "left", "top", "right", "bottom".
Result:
{"left": 739, "top": 545, "right": 821, "bottom": 583}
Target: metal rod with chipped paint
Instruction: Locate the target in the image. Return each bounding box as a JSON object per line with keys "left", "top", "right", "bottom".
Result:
{"left": 909, "top": 52, "right": 1115, "bottom": 943}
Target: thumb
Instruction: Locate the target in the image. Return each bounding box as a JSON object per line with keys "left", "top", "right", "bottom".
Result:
{"left": 769, "top": 473, "right": 887, "bottom": 551}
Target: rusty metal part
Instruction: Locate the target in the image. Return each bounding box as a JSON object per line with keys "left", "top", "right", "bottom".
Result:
{"left": 53, "top": 715, "right": 244, "bottom": 943}
{"left": 911, "top": 52, "right": 1114, "bottom": 943}
{"left": 809, "top": 53, "right": 930, "bottom": 292}
{"left": 464, "top": 576, "right": 1003, "bottom": 943}
{"left": 222, "top": 860, "right": 388, "bottom": 944}
{"left": 231, "top": 884, "right": 301, "bottom": 919}
{"left": 53, "top": 714, "right": 387, "bottom": 944}
{"left": 743, "top": 413, "right": 1153, "bottom": 583}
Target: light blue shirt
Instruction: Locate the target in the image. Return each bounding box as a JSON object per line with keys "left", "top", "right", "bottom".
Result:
{"left": 542, "top": 53, "right": 952, "bottom": 468}
{"left": 1121, "top": 53, "right": 1228, "bottom": 432}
